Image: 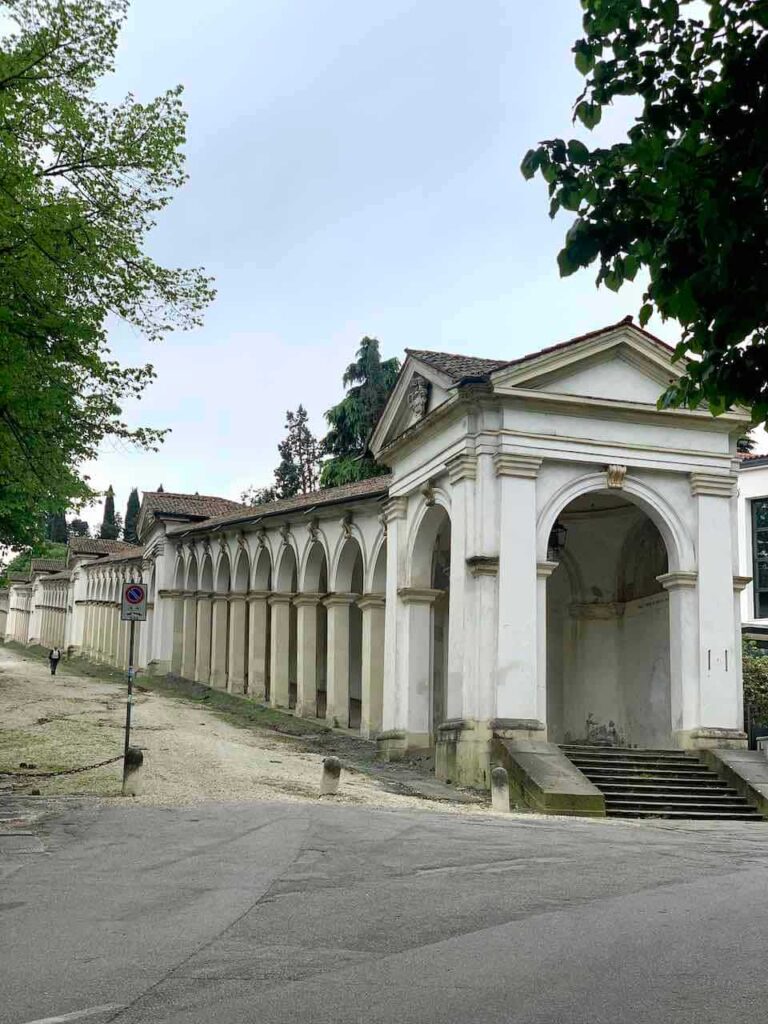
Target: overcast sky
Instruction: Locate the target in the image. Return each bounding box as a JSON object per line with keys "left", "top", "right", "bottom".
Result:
{"left": 83, "top": 0, "right": 678, "bottom": 529}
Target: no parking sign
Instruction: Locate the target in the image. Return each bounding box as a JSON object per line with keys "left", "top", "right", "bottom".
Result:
{"left": 121, "top": 582, "right": 147, "bottom": 621}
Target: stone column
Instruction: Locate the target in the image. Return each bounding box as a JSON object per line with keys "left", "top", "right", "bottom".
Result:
{"left": 398, "top": 588, "right": 440, "bottom": 749}
{"left": 227, "top": 595, "right": 247, "bottom": 694}
{"left": 295, "top": 594, "right": 322, "bottom": 718}
{"left": 324, "top": 593, "right": 358, "bottom": 729}
{"left": 358, "top": 594, "right": 385, "bottom": 739}
{"left": 268, "top": 594, "right": 293, "bottom": 709}
{"left": 536, "top": 561, "right": 560, "bottom": 731}
{"left": 210, "top": 596, "right": 229, "bottom": 689}
{"left": 494, "top": 453, "right": 543, "bottom": 731}
{"left": 380, "top": 496, "right": 409, "bottom": 758}
{"left": 658, "top": 571, "right": 699, "bottom": 742}
{"left": 180, "top": 591, "right": 198, "bottom": 680}
{"left": 194, "top": 594, "right": 212, "bottom": 683}
{"left": 247, "top": 592, "right": 271, "bottom": 702}
{"left": 688, "top": 472, "right": 744, "bottom": 744}
{"left": 170, "top": 595, "right": 184, "bottom": 675}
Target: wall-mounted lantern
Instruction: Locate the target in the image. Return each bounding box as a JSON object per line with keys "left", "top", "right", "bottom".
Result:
{"left": 547, "top": 520, "right": 568, "bottom": 560}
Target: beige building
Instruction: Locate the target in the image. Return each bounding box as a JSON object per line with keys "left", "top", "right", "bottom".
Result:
{"left": 3, "top": 319, "right": 759, "bottom": 803}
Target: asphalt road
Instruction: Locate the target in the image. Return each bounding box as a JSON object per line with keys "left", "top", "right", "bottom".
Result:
{"left": 2, "top": 799, "right": 768, "bottom": 1024}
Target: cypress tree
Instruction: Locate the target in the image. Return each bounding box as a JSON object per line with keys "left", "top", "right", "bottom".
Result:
{"left": 99, "top": 486, "right": 119, "bottom": 540}
{"left": 123, "top": 487, "right": 140, "bottom": 544}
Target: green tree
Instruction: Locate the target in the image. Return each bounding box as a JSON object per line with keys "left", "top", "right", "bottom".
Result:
{"left": 123, "top": 487, "right": 140, "bottom": 544}
{"left": 1, "top": 539, "right": 67, "bottom": 582}
{"left": 99, "top": 485, "right": 119, "bottom": 540}
{"left": 44, "top": 510, "right": 68, "bottom": 542}
{"left": 241, "top": 407, "right": 321, "bottom": 503}
{"left": 0, "top": 0, "right": 214, "bottom": 548}
{"left": 68, "top": 517, "right": 89, "bottom": 537}
{"left": 522, "top": 0, "right": 768, "bottom": 421}
{"left": 320, "top": 337, "right": 400, "bottom": 487}
{"left": 743, "top": 640, "right": 768, "bottom": 723}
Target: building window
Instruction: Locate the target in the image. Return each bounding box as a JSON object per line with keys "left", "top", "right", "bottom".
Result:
{"left": 753, "top": 499, "right": 768, "bottom": 617}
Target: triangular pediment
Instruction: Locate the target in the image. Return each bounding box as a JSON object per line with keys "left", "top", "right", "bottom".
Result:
{"left": 369, "top": 356, "right": 454, "bottom": 456}
{"left": 492, "top": 325, "right": 681, "bottom": 406}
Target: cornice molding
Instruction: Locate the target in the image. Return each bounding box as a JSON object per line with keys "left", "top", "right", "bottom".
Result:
{"left": 733, "top": 575, "right": 752, "bottom": 592}
{"left": 446, "top": 452, "right": 477, "bottom": 484}
{"left": 493, "top": 452, "right": 542, "bottom": 479}
{"left": 398, "top": 586, "right": 444, "bottom": 605}
{"left": 382, "top": 496, "right": 408, "bottom": 523}
{"left": 356, "top": 593, "right": 386, "bottom": 610}
{"left": 689, "top": 472, "right": 737, "bottom": 497}
{"left": 323, "top": 592, "right": 360, "bottom": 607}
{"left": 537, "top": 560, "right": 560, "bottom": 579}
{"left": 466, "top": 555, "right": 499, "bottom": 578}
{"left": 657, "top": 570, "right": 698, "bottom": 591}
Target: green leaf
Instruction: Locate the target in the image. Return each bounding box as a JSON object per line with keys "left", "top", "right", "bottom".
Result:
{"left": 575, "top": 101, "right": 602, "bottom": 129}
{"left": 567, "top": 139, "right": 591, "bottom": 164}
{"left": 520, "top": 148, "right": 540, "bottom": 181}
{"left": 639, "top": 303, "right": 653, "bottom": 327}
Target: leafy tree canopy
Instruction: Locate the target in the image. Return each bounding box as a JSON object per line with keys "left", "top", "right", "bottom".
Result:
{"left": 1, "top": 539, "right": 67, "bottom": 582}
{"left": 68, "top": 517, "right": 89, "bottom": 537}
{"left": 0, "top": 0, "right": 214, "bottom": 548}
{"left": 242, "top": 407, "right": 321, "bottom": 504}
{"left": 321, "top": 337, "right": 399, "bottom": 487}
{"left": 522, "top": 0, "right": 768, "bottom": 420}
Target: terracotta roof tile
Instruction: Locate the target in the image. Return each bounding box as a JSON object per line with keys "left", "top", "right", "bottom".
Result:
{"left": 141, "top": 491, "right": 245, "bottom": 521}
{"left": 68, "top": 538, "right": 139, "bottom": 555}
{"left": 30, "top": 558, "right": 67, "bottom": 573}
{"left": 171, "top": 475, "right": 392, "bottom": 536}
{"left": 405, "top": 349, "right": 508, "bottom": 381}
{"left": 407, "top": 317, "right": 675, "bottom": 384}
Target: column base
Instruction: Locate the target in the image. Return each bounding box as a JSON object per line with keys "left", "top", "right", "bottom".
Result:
{"left": 674, "top": 727, "right": 748, "bottom": 750}
{"left": 376, "top": 730, "right": 408, "bottom": 761}
{"left": 435, "top": 719, "right": 548, "bottom": 790}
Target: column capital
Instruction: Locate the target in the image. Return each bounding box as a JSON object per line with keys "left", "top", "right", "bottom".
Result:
{"left": 195, "top": 590, "right": 214, "bottom": 600}
{"left": 493, "top": 452, "right": 542, "bottom": 478}
{"left": 228, "top": 592, "right": 248, "bottom": 603}
{"left": 211, "top": 593, "right": 230, "bottom": 604}
{"left": 536, "top": 560, "right": 560, "bottom": 579}
{"left": 689, "top": 472, "right": 737, "bottom": 497}
{"left": 657, "top": 570, "right": 698, "bottom": 591}
{"left": 293, "top": 592, "right": 325, "bottom": 607}
{"left": 357, "top": 593, "right": 386, "bottom": 611}
{"left": 181, "top": 590, "right": 197, "bottom": 599}
{"left": 247, "top": 589, "right": 272, "bottom": 600}
{"left": 323, "top": 592, "right": 360, "bottom": 607}
{"left": 382, "top": 496, "right": 408, "bottom": 523}
{"left": 733, "top": 575, "right": 752, "bottom": 592}
{"left": 466, "top": 555, "right": 499, "bottom": 578}
{"left": 268, "top": 592, "right": 295, "bottom": 606}
{"left": 398, "top": 587, "right": 444, "bottom": 605}
{"left": 446, "top": 452, "right": 477, "bottom": 484}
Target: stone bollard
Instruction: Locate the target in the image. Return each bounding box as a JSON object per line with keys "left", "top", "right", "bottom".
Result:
{"left": 490, "top": 766, "right": 510, "bottom": 813}
{"left": 320, "top": 756, "right": 342, "bottom": 797}
{"left": 122, "top": 746, "right": 144, "bottom": 797}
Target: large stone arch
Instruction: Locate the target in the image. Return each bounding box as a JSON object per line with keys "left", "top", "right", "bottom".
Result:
{"left": 301, "top": 536, "right": 329, "bottom": 592}
{"left": 252, "top": 546, "right": 272, "bottom": 590}
{"left": 545, "top": 489, "right": 672, "bottom": 747}
{"left": 368, "top": 533, "right": 387, "bottom": 594}
{"left": 232, "top": 547, "right": 250, "bottom": 593}
{"left": 275, "top": 543, "right": 298, "bottom": 592}
{"left": 537, "top": 471, "right": 693, "bottom": 572}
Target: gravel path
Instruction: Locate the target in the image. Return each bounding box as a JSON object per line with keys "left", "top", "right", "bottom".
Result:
{"left": 0, "top": 646, "right": 490, "bottom": 813}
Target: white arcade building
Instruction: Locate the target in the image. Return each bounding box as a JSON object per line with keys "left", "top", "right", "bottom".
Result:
{"left": 4, "top": 318, "right": 756, "bottom": 796}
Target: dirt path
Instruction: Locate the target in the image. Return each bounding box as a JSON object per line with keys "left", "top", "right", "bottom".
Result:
{"left": 0, "top": 646, "right": 488, "bottom": 813}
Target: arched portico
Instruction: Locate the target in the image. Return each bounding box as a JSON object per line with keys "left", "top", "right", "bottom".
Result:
{"left": 545, "top": 491, "right": 673, "bottom": 747}
{"left": 325, "top": 536, "right": 364, "bottom": 728}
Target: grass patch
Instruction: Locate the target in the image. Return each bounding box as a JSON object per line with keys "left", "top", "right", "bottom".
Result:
{"left": 0, "top": 719, "right": 118, "bottom": 773}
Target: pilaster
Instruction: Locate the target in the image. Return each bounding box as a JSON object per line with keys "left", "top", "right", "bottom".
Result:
{"left": 294, "top": 594, "right": 322, "bottom": 719}
{"left": 358, "top": 594, "right": 386, "bottom": 738}
{"left": 227, "top": 595, "right": 247, "bottom": 694}
{"left": 324, "top": 593, "right": 358, "bottom": 728}
{"left": 210, "top": 596, "right": 229, "bottom": 690}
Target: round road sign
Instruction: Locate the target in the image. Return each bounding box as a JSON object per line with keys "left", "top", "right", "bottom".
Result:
{"left": 125, "top": 585, "right": 145, "bottom": 605}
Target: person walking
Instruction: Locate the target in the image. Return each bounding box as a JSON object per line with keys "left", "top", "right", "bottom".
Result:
{"left": 49, "top": 647, "right": 62, "bottom": 676}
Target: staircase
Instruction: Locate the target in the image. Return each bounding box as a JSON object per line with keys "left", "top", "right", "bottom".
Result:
{"left": 560, "top": 745, "right": 764, "bottom": 820}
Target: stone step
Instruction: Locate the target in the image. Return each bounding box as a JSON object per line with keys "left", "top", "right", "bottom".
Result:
{"left": 561, "top": 745, "right": 698, "bottom": 760}
{"left": 605, "top": 798, "right": 758, "bottom": 812}
{"left": 607, "top": 809, "right": 764, "bottom": 820}
{"left": 598, "top": 781, "right": 733, "bottom": 794}
{"left": 567, "top": 753, "right": 705, "bottom": 767}
{"left": 602, "top": 788, "right": 747, "bottom": 803}
{"left": 575, "top": 765, "right": 715, "bottom": 778}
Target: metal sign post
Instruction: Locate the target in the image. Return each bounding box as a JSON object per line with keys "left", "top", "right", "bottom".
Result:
{"left": 121, "top": 582, "right": 147, "bottom": 795}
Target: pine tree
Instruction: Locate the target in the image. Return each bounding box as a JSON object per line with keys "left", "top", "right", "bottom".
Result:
{"left": 123, "top": 488, "right": 141, "bottom": 544}
{"left": 44, "top": 511, "right": 68, "bottom": 542}
{"left": 321, "top": 337, "right": 400, "bottom": 487}
{"left": 274, "top": 406, "right": 320, "bottom": 498}
{"left": 99, "top": 486, "right": 120, "bottom": 540}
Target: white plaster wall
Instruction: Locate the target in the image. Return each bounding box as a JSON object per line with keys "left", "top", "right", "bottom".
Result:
{"left": 737, "top": 464, "right": 768, "bottom": 624}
